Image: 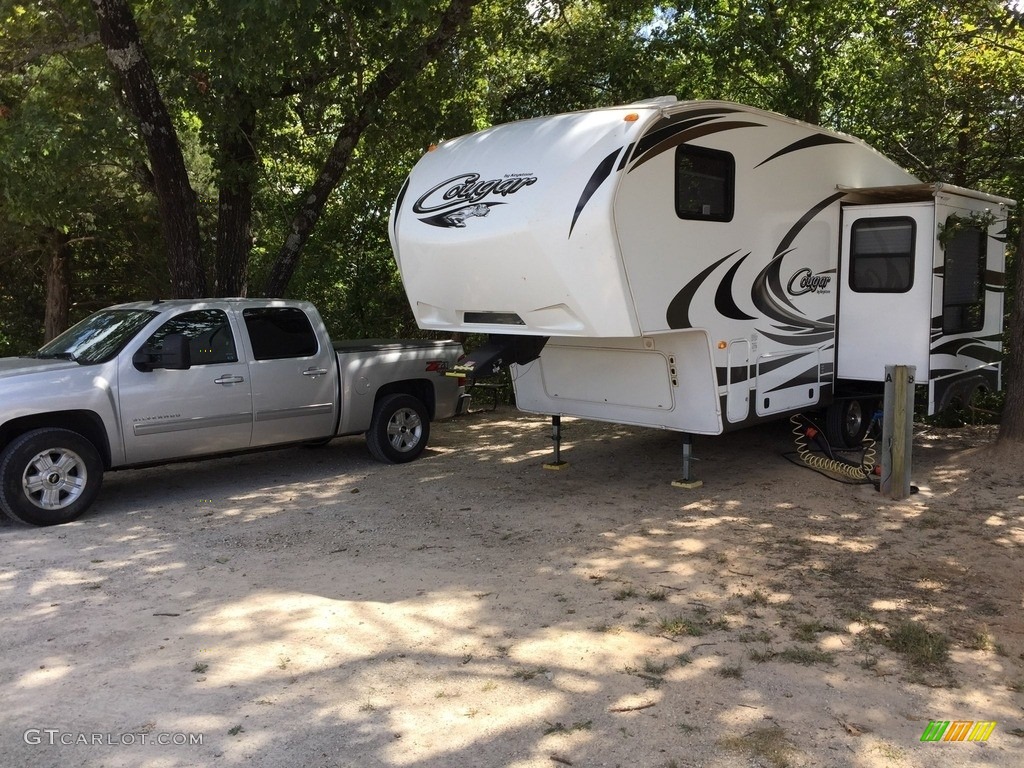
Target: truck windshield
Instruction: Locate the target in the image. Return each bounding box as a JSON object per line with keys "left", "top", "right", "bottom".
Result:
{"left": 35, "top": 309, "right": 157, "bottom": 365}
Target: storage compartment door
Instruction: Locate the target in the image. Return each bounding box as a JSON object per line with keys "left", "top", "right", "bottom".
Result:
{"left": 837, "top": 204, "right": 933, "bottom": 381}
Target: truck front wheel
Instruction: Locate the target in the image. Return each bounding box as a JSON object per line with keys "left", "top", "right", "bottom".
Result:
{"left": 0, "top": 429, "right": 103, "bottom": 526}
{"left": 366, "top": 394, "right": 430, "bottom": 464}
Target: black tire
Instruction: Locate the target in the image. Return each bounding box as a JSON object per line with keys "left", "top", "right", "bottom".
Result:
{"left": 824, "top": 398, "right": 874, "bottom": 450}
{"left": 0, "top": 428, "right": 103, "bottom": 526}
{"left": 366, "top": 394, "right": 430, "bottom": 464}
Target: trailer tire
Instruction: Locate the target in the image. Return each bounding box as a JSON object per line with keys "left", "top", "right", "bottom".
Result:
{"left": 366, "top": 394, "right": 430, "bottom": 464}
{"left": 0, "top": 428, "right": 103, "bottom": 526}
{"left": 824, "top": 399, "right": 873, "bottom": 450}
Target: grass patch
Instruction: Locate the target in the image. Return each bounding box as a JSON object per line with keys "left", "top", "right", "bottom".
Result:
{"left": 614, "top": 587, "right": 637, "bottom": 601}
{"left": 656, "top": 612, "right": 730, "bottom": 637}
{"left": 656, "top": 616, "right": 705, "bottom": 637}
{"left": 644, "top": 658, "right": 671, "bottom": 675}
{"left": 512, "top": 666, "right": 549, "bottom": 681}
{"left": 964, "top": 628, "right": 995, "bottom": 652}
{"left": 624, "top": 658, "right": 671, "bottom": 689}
{"left": 719, "top": 726, "right": 796, "bottom": 768}
{"left": 705, "top": 616, "right": 730, "bottom": 631}
{"left": 646, "top": 588, "right": 668, "bottom": 602}
{"left": 191, "top": 662, "right": 209, "bottom": 674}
{"left": 742, "top": 589, "right": 771, "bottom": 606}
{"left": 717, "top": 663, "right": 743, "bottom": 679}
{"left": 739, "top": 630, "right": 774, "bottom": 644}
{"left": 543, "top": 720, "right": 592, "bottom": 735}
{"left": 791, "top": 620, "right": 838, "bottom": 643}
{"left": 882, "top": 620, "right": 950, "bottom": 668}
{"left": 748, "top": 647, "right": 777, "bottom": 663}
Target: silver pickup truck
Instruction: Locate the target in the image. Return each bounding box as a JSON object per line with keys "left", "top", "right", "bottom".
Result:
{"left": 0, "top": 299, "right": 465, "bottom": 526}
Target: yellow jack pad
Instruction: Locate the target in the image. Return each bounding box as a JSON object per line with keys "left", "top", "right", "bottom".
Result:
{"left": 543, "top": 461, "right": 569, "bottom": 470}
{"left": 671, "top": 479, "right": 703, "bottom": 489}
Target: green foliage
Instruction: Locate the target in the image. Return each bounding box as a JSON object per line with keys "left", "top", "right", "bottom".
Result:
{"left": 1, "top": 0, "right": 1022, "bottom": 356}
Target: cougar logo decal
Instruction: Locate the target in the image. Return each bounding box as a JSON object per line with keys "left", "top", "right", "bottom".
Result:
{"left": 444, "top": 204, "right": 491, "bottom": 228}
{"left": 413, "top": 171, "right": 538, "bottom": 228}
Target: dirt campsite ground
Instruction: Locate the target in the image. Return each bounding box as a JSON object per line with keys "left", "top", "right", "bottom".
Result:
{"left": 2, "top": 406, "right": 1023, "bottom": 768}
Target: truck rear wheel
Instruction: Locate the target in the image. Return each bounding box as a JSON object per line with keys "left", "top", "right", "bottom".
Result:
{"left": 366, "top": 394, "right": 430, "bottom": 464}
{"left": 0, "top": 428, "right": 104, "bottom": 526}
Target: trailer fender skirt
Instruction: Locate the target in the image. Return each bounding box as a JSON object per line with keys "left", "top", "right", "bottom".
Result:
{"left": 447, "top": 334, "right": 549, "bottom": 379}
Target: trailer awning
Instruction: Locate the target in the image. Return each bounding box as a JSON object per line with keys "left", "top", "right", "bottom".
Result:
{"left": 837, "top": 182, "right": 1015, "bottom": 207}
{"left": 447, "top": 335, "right": 548, "bottom": 380}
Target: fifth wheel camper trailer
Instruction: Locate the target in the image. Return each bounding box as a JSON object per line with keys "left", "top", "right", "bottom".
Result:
{"left": 388, "top": 97, "right": 1014, "bottom": 461}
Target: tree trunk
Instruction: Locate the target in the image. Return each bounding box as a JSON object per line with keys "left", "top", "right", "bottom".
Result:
{"left": 261, "top": 0, "right": 484, "bottom": 298}
{"left": 214, "top": 101, "right": 257, "bottom": 297}
{"left": 998, "top": 212, "right": 1024, "bottom": 443}
{"left": 91, "top": 0, "right": 206, "bottom": 298}
{"left": 43, "top": 229, "right": 71, "bottom": 342}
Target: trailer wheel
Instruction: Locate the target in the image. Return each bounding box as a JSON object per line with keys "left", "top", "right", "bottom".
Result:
{"left": 366, "top": 394, "right": 430, "bottom": 464}
{"left": 824, "top": 399, "right": 873, "bottom": 450}
{"left": 0, "top": 428, "right": 103, "bottom": 526}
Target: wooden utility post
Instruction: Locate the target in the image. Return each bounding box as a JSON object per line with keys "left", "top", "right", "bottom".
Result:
{"left": 881, "top": 365, "right": 915, "bottom": 499}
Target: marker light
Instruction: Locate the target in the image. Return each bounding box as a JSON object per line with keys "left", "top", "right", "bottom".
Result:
{"left": 624, "top": 113, "right": 639, "bottom": 122}
{"left": 717, "top": 341, "right": 728, "bottom": 350}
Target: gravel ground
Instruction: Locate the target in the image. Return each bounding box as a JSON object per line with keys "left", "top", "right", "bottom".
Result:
{"left": 2, "top": 409, "right": 1022, "bottom": 767}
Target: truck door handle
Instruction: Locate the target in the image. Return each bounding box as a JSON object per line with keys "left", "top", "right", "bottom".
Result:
{"left": 214, "top": 375, "right": 245, "bottom": 385}
{"left": 302, "top": 367, "right": 328, "bottom": 377}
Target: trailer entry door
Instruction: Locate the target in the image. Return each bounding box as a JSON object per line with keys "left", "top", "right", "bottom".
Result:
{"left": 837, "top": 203, "right": 933, "bottom": 381}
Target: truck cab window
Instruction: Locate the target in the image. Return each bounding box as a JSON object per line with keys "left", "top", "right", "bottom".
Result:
{"left": 941, "top": 224, "right": 986, "bottom": 334}
{"left": 675, "top": 145, "right": 734, "bottom": 222}
{"left": 144, "top": 309, "right": 238, "bottom": 365}
{"left": 849, "top": 217, "right": 915, "bottom": 293}
{"left": 243, "top": 307, "right": 319, "bottom": 360}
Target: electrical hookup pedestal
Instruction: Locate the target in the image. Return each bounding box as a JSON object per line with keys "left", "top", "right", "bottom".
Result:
{"left": 671, "top": 433, "right": 703, "bottom": 489}
{"left": 543, "top": 414, "right": 569, "bottom": 470}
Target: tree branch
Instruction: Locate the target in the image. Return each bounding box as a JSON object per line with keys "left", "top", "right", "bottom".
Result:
{"left": 262, "top": 0, "right": 485, "bottom": 297}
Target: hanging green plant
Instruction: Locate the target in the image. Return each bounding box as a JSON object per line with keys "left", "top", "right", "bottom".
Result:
{"left": 937, "top": 210, "right": 997, "bottom": 250}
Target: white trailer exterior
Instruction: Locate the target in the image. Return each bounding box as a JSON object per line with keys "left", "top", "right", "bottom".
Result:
{"left": 390, "top": 98, "right": 1013, "bottom": 442}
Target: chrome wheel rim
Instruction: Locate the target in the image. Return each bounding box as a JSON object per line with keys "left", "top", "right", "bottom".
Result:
{"left": 386, "top": 408, "right": 423, "bottom": 453}
{"left": 22, "top": 447, "right": 88, "bottom": 510}
{"left": 845, "top": 401, "right": 864, "bottom": 439}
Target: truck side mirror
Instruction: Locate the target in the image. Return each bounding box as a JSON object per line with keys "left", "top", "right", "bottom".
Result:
{"left": 132, "top": 333, "right": 192, "bottom": 372}
{"left": 160, "top": 333, "right": 192, "bottom": 370}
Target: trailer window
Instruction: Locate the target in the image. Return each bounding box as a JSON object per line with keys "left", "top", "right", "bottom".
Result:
{"left": 243, "top": 307, "right": 319, "bottom": 360}
{"left": 849, "top": 217, "right": 915, "bottom": 293}
{"left": 941, "top": 223, "right": 986, "bottom": 334}
{"left": 675, "top": 146, "right": 734, "bottom": 222}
